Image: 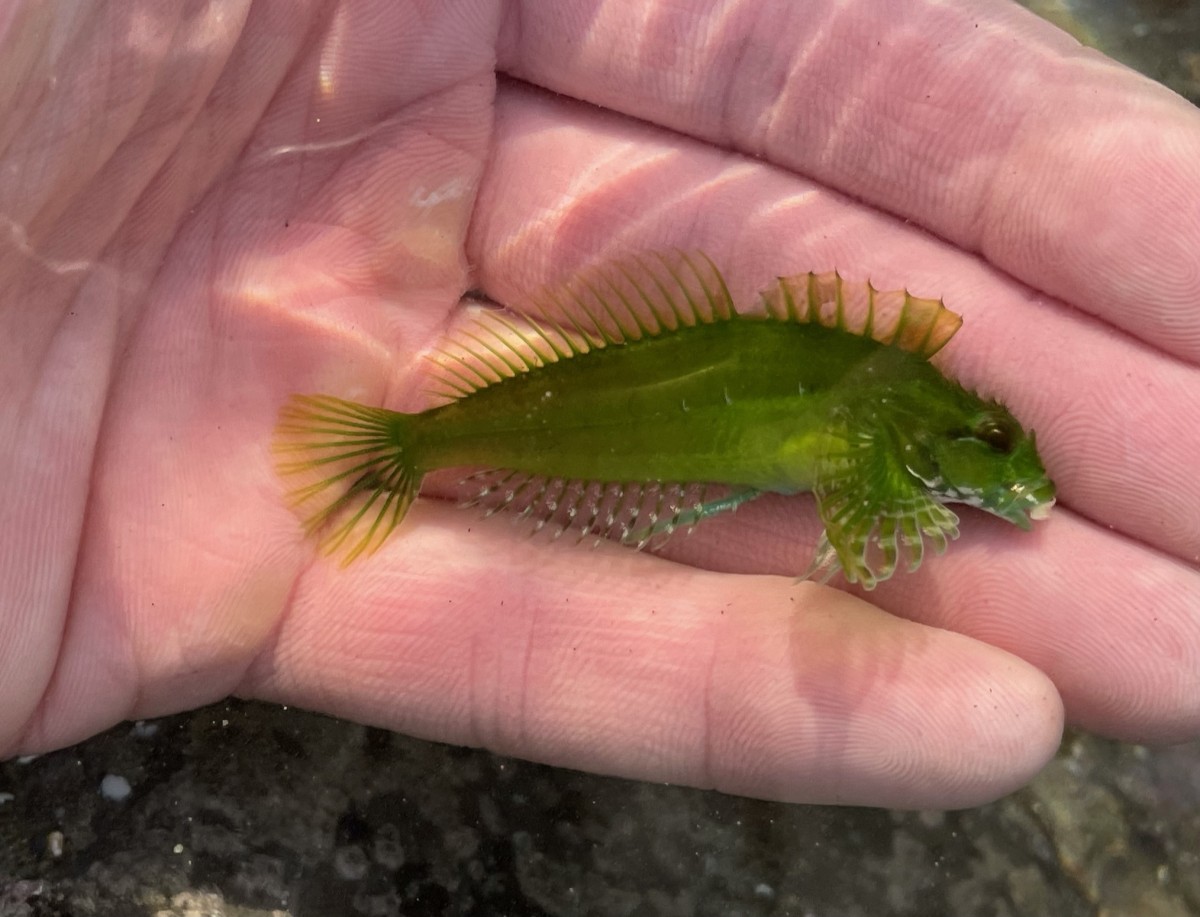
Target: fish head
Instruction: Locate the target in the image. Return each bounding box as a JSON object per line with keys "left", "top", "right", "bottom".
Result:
{"left": 906, "top": 402, "right": 1056, "bottom": 530}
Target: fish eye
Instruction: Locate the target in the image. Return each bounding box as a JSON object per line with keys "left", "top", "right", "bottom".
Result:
{"left": 974, "top": 417, "right": 1015, "bottom": 453}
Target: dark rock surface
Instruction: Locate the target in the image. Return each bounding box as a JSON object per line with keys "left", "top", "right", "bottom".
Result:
{"left": 3, "top": 2, "right": 1198, "bottom": 915}
{"left": 1024, "top": 0, "right": 1200, "bottom": 103}
{"left": 3, "top": 700, "right": 1199, "bottom": 917}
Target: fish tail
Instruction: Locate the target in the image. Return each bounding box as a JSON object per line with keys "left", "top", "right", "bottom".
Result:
{"left": 272, "top": 394, "right": 422, "bottom": 564}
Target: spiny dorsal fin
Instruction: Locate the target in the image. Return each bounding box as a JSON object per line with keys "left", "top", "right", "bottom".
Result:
{"left": 760, "top": 271, "right": 962, "bottom": 358}
{"left": 533, "top": 249, "right": 735, "bottom": 342}
{"left": 423, "top": 251, "right": 736, "bottom": 402}
{"left": 422, "top": 306, "right": 583, "bottom": 404}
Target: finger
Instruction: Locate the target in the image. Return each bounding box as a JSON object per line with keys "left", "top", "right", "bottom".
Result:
{"left": 500, "top": 0, "right": 1200, "bottom": 361}
{"left": 648, "top": 494, "right": 1200, "bottom": 745}
{"left": 469, "top": 84, "right": 1200, "bottom": 567}
{"left": 880, "top": 512, "right": 1200, "bottom": 745}
{"left": 241, "top": 501, "right": 1063, "bottom": 809}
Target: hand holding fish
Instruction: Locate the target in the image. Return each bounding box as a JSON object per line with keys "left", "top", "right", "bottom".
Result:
{"left": 2, "top": 0, "right": 1198, "bottom": 809}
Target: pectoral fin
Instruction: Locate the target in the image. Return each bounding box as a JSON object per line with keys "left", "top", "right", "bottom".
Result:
{"left": 806, "top": 426, "right": 959, "bottom": 589}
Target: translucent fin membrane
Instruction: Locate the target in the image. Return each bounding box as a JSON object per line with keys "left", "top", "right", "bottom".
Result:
{"left": 760, "top": 271, "right": 963, "bottom": 358}
{"left": 804, "top": 500, "right": 961, "bottom": 589}
{"left": 273, "top": 395, "right": 419, "bottom": 565}
{"left": 460, "top": 471, "right": 755, "bottom": 551}
{"left": 807, "top": 429, "right": 961, "bottom": 589}
{"left": 424, "top": 251, "right": 737, "bottom": 402}
{"left": 422, "top": 307, "right": 585, "bottom": 406}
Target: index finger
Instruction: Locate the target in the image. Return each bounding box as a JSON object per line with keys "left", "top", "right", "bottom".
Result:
{"left": 242, "top": 501, "right": 1063, "bottom": 810}
{"left": 499, "top": 0, "right": 1200, "bottom": 360}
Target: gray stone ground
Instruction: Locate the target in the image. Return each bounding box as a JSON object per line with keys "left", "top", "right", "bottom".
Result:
{"left": 2, "top": 701, "right": 1199, "bottom": 917}
{"left": 2, "top": 1, "right": 1198, "bottom": 915}
{"left": 1024, "top": 0, "right": 1199, "bottom": 102}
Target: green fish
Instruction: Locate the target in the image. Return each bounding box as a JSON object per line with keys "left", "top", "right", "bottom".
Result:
{"left": 273, "top": 253, "right": 1054, "bottom": 588}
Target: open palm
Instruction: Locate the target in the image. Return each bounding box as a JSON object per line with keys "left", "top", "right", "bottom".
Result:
{"left": 3, "top": 0, "right": 1197, "bottom": 808}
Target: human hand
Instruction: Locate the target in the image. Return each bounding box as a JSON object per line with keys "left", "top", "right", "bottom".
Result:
{"left": 2, "top": 0, "right": 1197, "bottom": 809}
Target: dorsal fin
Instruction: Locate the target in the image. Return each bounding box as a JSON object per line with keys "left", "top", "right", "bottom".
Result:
{"left": 423, "top": 251, "right": 737, "bottom": 402}
{"left": 421, "top": 305, "right": 582, "bottom": 403}
{"left": 759, "top": 271, "right": 962, "bottom": 358}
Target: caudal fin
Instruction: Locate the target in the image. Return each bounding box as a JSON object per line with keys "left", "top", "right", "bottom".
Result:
{"left": 272, "top": 394, "right": 421, "bottom": 564}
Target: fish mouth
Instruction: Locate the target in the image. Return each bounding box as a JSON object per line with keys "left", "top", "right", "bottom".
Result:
{"left": 1028, "top": 498, "right": 1055, "bottom": 521}
{"left": 993, "top": 480, "right": 1056, "bottom": 530}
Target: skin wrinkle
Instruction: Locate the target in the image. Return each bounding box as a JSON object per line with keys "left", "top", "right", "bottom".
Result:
{"left": 5, "top": 284, "right": 123, "bottom": 747}
{"left": 806, "top": 15, "right": 1012, "bottom": 245}
{"left": 236, "top": 547, "right": 311, "bottom": 699}
{"left": 0, "top": 5, "right": 56, "bottom": 162}
{"left": 409, "top": 80, "right": 499, "bottom": 162}
{"left": 511, "top": 584, "right": 539, "bottom": 759}
{"left": 467, "top": 625, "right": 488, "bottom": 750}
{"left": 697, "top": 604, "right": 720, "bottom": 791}
{"left": 20, "top": 23, "right": 162, "bottom": 243}
{"left": 714, "top": 3, "right": 768, "bottom": 152}
{"left": 963, "top": 78, "right": 1038, "bottom": 252}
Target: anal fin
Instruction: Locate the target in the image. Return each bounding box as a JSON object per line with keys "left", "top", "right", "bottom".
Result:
{"left": 459, "top": 472, "right": 758, "bottom": 552}
{"left": 624, "top": 486, "right": 762, "bottom": 549}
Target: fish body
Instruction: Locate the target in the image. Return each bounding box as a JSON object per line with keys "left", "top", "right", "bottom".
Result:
{"left": 416, "top": 319, "right": 873, "bottom": 488}
{"left": 274, "top": 253, "right": 1055, "bottom": 587}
